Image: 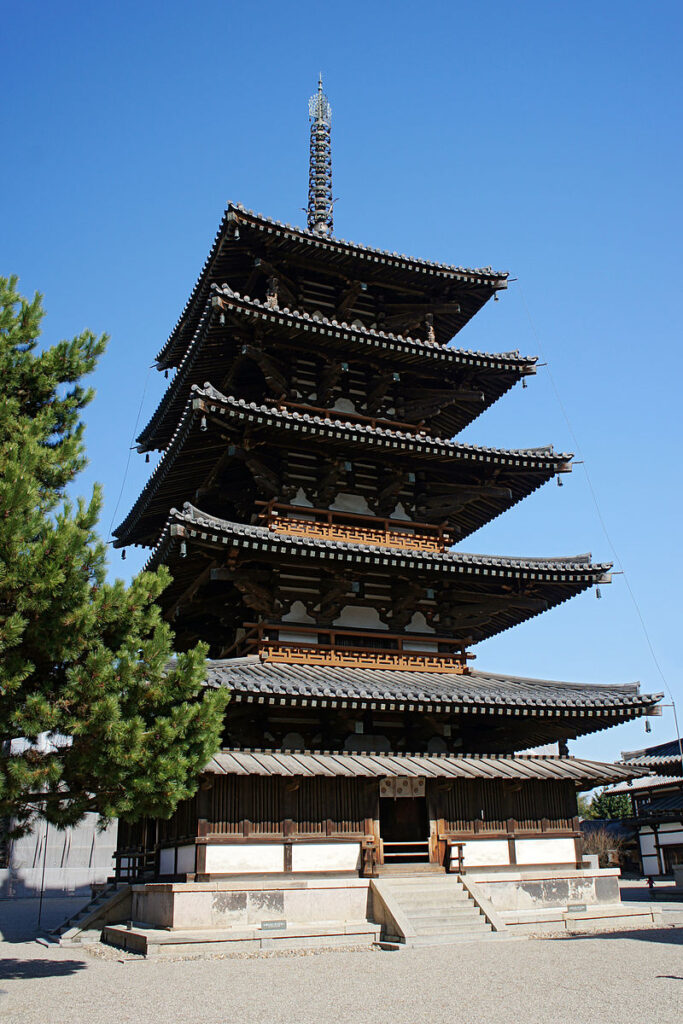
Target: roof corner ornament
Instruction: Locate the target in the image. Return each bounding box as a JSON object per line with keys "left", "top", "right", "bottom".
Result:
{"left": 307, "top": 74, "right": 333, "bottom": 237}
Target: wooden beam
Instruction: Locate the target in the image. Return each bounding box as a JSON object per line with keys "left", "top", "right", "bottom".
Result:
{"left": 335, "top": 280, "right": 366, "bottom": 317}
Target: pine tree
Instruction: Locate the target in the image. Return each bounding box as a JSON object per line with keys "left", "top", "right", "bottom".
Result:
{"left": 0, "top": 276, "right": 229, "bottom": 835}
{"left": 588, "top": 789, "right": 633, "bottom": 820}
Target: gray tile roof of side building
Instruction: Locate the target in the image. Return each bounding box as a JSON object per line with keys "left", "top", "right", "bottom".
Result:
{"left": 204, "top": 657, "right": 660, "bottom": 716}
{"left": 638, "top": 791, "right": 683, "bottom": 814}
{"left": 620, "top": 739, "right": 683, "bottom": 773}
{"left": 204, "top": 748, "right": 643, "bottom": 786}
{"left": 608, "top": 774, "right": 683, "bottom": 795}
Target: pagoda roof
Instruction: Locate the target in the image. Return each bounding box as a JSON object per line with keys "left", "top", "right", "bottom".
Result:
{"left": 204, "top": 747, "right": 646, "bottom": 789}
{"left": 209, "top": 284, "right": 533, "bottom": 370}
{"left": 620, "top": 739, "right": 683, "bottom": 775}
{"left": 157, "top": 202, "right": 509, "bottom": 369}
{"left": 139, "top": 293, "right": 535, "bottom": 451}
{"left": 149, "top": 504, "right": 612, "bottom": 644}
{"left": 206, "top": 657, "right": 657, "bottom": 720}
{"left": 115, "top": 385, "right": 571, "bottom": 548}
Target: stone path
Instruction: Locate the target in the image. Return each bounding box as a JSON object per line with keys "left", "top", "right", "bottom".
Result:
{"left": 1, "top": 926, "right": 682, "bottom": 1024}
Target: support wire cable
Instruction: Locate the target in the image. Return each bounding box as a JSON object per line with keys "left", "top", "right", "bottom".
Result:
{"left": 105, "top": 363, "right": 154, "bottom": 545}
{"left": 516, "top": 282, "right": 683, "bottom": 768}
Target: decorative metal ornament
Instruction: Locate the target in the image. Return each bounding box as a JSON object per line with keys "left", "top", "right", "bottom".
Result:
{"left": 307, "top": 74, "right": 333, "bottom": 236}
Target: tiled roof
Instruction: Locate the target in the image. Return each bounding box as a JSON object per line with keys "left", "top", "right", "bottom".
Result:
{"left": 208, "top": 285, "right": 532, "bottom": 368}
{"left": 148, "top": 506, "right": 612, "bottom": 643}
{"left": 204, "top": 748, "right": 643, "bottom": 787}
{"left": 157, "top": 202, "right": 509, "bottom": 368}
{"left": 188, "top": 385, "right": 568, "bottom": 463}
{"left": 204, "top": 657, "right": 659, "bottom": 717}
{"left": 608, "top": 775, "right": 683, "bottom": 795}
{"left": 115, "top": 384, "right": 571, "bottom": 548}
{"left": 157, "top": 502, "right": 610, "bottom": 580}
{"left": 639, "top": 790, "right": 683, "bottom": 814}
{"left": 139, "top": 292, "right": 536, "bottom": 450}
{"left": 621, "top": 739, "right": 683, "bottom": 773}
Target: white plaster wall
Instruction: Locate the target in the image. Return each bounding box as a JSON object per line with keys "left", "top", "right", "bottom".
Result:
{"left": 389, "top": 503, "right": 411, "bottom": 521}
{"left": 515, "top": 838, "right": 576, "bottom": 865}
{"left": 402, "top": 640, "right": 438, "bottom": 652}
{"left": 281, "top": 600, "right": 315, "bottom": 623}
{"left": 291, "top": 843, "right": 361, "bottom": 873}
{"left": 330, "top": 492, "right": 370, "bottom": 514}
{"left": 461, "top": 840, "right": 510, "bottom": 867}
{"left": 639, "top": 832, "right": 657, "bottom": 856}
{"left": 279, "top": 629, "right": 318, "bottom": 644}
{"left": 641, "top": 854, "right": 660, "bottom": 874}
{"left": 204, "top": 844, "right": 285, "bottom": 874}
{"left": 289, "top": 488, "right": 313, "bottom": 508}
{"left": 176, "top": 845, "right": 196, "bottom": 875}
{"left": 333, "top": 606, "right": 388, "bottom": 630}
{"left": 159, "top": 848, "right": 175, "bottom": 875}
{"left": 657, "top": 825, "right": 683, "bottom": 844}
{"left": 331, "top": 399, "right": 356, "bottom": 415}
{"left": 405, "top": 612, "right": 435, "bottom": 634}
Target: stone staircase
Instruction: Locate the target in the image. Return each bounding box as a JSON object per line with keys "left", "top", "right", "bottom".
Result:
{"left": 372, "top": 874, "right": 500, "bottom": 946}
{"left": 39, "top": 882, "right": 131, "bottom": 946}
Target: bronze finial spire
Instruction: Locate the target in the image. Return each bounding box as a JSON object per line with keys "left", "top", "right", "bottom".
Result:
{"left": 307, "top": 74, "right": 333, "bottom": 236}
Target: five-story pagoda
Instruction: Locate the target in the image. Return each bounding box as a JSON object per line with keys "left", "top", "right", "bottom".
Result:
{"left": 113, "top": 80, "right": 659, "bottom": 883}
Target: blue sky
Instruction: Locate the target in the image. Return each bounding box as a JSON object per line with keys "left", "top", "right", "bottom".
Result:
{"left": 2, "top": 1, "right": 681, "bottom": 763}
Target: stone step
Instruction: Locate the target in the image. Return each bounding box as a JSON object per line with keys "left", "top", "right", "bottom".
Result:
{"left": 397, "top": 892, "right": 473, "bottom": 909}
{"left": 386, "top": 885, "right": 468, "bottom": 898}
{"left": 408, "top": 912, "right": 484, "bottom": 929}
{"left": 404, "top": 930, "right": 499, "bottom": 947}
{"left": 413, "top": 921, "right": 491, "bottom": 936}
{"left": 375, "top": 864, "right": 444, "bottom": 876}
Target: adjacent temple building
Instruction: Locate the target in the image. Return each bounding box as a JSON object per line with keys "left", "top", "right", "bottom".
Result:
{"left": 110, "top": 81, "right": 661, "bottom": 946}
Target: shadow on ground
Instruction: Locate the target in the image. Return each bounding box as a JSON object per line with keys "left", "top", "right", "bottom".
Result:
{"left": 547, "top": 927, "right": 683, "bottom": 946}
{"left": 0, "top": 958, "right": 87, "bottom": 981}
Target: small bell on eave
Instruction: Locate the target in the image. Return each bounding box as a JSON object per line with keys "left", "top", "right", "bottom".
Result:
{"left": 595, "top": 587, "right": 602, "bottom": 600}
{"left": 557, "top": 476, "right": 563, "bottom": 487}
{"left": 121, "top": 549, "right": 126, "bottom": 560}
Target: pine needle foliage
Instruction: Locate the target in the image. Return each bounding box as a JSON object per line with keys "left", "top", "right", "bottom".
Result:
{"left": 0, "top": 276, "right": 229, "bottom": 835}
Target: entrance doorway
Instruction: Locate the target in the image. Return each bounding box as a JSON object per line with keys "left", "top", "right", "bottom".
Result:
{"left": 380, "top": 796, "right": 430, "bottom": 864}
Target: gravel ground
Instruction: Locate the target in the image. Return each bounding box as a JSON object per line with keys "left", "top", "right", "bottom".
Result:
{"left": 1, "top": 928, "right": 682, "bottom": 1024}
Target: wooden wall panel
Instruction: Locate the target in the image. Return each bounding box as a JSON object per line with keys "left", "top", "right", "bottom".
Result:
{"left": 437, "top": 779, "right": 576, "bottom": 833}
{"left": 207, "top": 776, "right": 374, "bottom": 837}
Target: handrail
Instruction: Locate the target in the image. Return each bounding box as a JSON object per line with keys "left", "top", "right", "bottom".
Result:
{"left": 255, "top": 501, "right": 453, "bottom": 553}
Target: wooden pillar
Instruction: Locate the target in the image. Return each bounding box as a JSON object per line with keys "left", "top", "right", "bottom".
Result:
{"left": 653, "top": 824, "right": 664, "bottom": 876}
{"left": 506, "top": 819, "right": 517, "bottom": 866}
{"left": 574, "top": 834, "right": 584, "bottom": 870}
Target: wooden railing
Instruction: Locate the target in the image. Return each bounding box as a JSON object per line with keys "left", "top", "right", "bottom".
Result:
{"left": 230, "top": 621, "right": 470, "bottom": 673}
{"left": 257, "top": 501, "right": 452, "bottom": 553}
{"left": 114, "top": 849, "right": 157, "bottom": 882}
